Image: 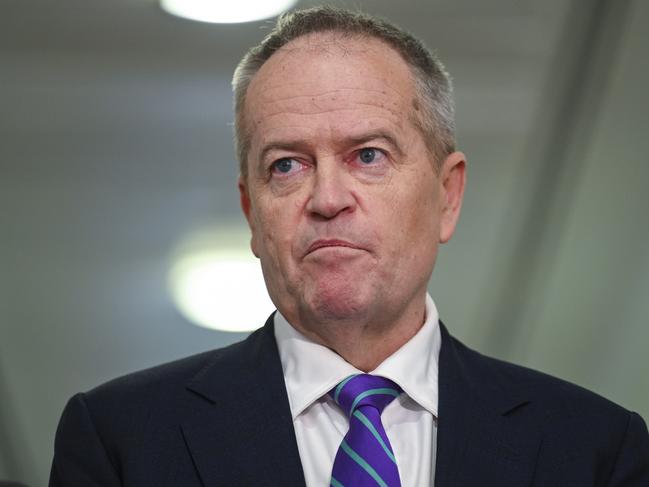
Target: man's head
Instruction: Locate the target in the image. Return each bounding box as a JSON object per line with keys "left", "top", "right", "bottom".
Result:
{"left": 235, "top": 7, "right": 465, "bottom": 363}
{"left": 233, "top": 6, "right": 456, "bottom": 179}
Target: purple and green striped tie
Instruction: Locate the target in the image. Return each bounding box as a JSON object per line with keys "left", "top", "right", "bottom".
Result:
{"left": 329, "top": 374, "right": 402, "bottom": 487}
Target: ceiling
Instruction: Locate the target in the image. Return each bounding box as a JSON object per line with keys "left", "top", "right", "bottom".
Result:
{"left": 1, "top": 0, "right": 648, "bottom": 484}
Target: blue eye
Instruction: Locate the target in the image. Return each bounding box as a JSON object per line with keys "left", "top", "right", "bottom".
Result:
{"left": 273, "top": 158, "right": 296, "bottom": 173}
{"left": 359, "top": 148, "right": 377, "bottom": 164}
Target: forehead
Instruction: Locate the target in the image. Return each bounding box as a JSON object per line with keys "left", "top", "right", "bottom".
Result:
{"left": 244, "top": 33, "right": 419, "bottom": 145}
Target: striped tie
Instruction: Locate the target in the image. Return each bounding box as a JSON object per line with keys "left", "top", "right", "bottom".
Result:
{"left": 329, "top": 374, "right": 402, "bottom": 487}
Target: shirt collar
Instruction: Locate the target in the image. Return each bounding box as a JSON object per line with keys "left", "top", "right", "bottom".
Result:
{"left": 274, "top": 294, "right": 440, "bottom": 419}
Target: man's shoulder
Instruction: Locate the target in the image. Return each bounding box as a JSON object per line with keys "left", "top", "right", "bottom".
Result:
{"left": 79, "top": 326, "right": 268, "bottom": 418}
{"left": 445, "top": 331, "right": 649, "bottom": 483}
{"left": 447, "top": 330, "right": 634, "bottom": 420}
{"left": 51, "top": 320, "right": 293, "bottom": 482}
{"left": 87, "top": 347, "right": 217, "bottom": 401}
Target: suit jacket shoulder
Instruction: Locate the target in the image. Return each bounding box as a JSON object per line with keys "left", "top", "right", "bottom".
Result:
{"left": 50, "top": 316, "right": 307, "bottom": 487}
{"left": 436, "top": 322, "right": 649, "bottom": 486}
{"left": 448, "top": 327, "right": 633, "bottom": 415}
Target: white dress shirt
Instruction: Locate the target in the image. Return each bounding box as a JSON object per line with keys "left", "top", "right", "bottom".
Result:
{"left": 274, "top": 293, "right": 441, "bottom": 487}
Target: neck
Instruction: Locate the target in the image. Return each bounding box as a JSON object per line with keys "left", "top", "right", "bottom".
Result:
{"left": 289, "top": 298, "right": 427, "bottom": 371}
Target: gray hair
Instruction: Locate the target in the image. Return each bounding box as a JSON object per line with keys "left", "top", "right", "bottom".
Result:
{"left": 232, "top": 5, "right": 455, "bottom": 178}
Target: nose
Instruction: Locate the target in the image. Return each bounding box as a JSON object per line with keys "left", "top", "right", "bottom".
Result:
{"left": 305, "top": 162, "right": 356, "bottom": 220}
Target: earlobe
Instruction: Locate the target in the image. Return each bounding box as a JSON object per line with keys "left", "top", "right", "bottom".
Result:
{"left": 439, "top": 151, "right": 467, "bottom": 244}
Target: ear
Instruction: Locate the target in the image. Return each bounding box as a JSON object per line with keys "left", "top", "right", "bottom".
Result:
{"left": 238, "top": 176, "right": 260, "bottom": 258}
{"left": 438, "top": 151, "right": 467, "bottom": 244}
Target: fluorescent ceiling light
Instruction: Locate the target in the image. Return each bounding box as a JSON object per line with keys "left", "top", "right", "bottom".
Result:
{"left": 160, "top": 0, "right": 299, "bottom": 24}
{"left": 168, "top": 226, "right": 275, "bottom": 332}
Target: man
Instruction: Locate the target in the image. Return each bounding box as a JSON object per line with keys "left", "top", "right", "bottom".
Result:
{"left": 50, "top": 6, "right": 649, "bottom": 486}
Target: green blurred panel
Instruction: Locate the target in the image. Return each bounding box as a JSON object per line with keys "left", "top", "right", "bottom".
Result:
{"left": 520, "top": 0, "right": 649, "bottom": 418}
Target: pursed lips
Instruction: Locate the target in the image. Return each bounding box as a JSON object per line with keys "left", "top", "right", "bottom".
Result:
{"left": 305, "top": 239, "right": 365, "bottom": 256}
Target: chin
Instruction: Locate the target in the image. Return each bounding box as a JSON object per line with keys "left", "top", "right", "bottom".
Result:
{"left": 305, "top": 278, "right": 374, "bottom": 323}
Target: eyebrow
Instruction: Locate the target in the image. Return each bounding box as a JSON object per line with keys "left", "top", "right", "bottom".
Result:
{"left": 344, "top": 131, "right": 405, "bottom": 157}
{"left": 258, "top": 130, "right": 405, "bottom": 163}
{"left": 259, "top": 141, "right": 307, "bottom": 165}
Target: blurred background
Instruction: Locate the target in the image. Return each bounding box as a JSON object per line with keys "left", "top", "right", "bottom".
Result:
{"left": 1, "top": 0, "right": 648, "bottom": 484}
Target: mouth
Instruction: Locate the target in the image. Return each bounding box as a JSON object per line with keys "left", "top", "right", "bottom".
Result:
{"left": 305, "top": 239, "right": 364, "bottom": 256}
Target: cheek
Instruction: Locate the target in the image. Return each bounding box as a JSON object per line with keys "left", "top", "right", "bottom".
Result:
{"left": 397, "top": 182, "right": 440, "bottom": 245}
{"left": 248, "top": 206, "right": 270, "bottom": 261}
{"left": 254, "top": 208, "right": 291, "bottom": 263}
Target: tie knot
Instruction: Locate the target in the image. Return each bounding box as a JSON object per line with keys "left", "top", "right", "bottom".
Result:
{"left": 329, "top": 374, "right": 402, "bottom": 417}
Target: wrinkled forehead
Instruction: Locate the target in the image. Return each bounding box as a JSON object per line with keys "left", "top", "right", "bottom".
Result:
{"left": 243, "top": 32, "right": 419, "bottom": 139}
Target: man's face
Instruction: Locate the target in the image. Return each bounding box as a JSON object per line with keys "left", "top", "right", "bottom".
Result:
{"left": 239, "top": 33, "right": 465, "bottom": 336}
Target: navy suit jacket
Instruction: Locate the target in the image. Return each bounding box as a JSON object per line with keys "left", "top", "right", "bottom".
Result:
{"left": 50, "top": 317, "right": 649, "bottom": 486}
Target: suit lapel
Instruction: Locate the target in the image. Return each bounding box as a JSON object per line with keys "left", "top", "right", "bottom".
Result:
{"left": 435, "top": 322, "right": 542, "bottom": 487}
{"left": 181, "top": 316, "right": 306, "bottom": 486}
